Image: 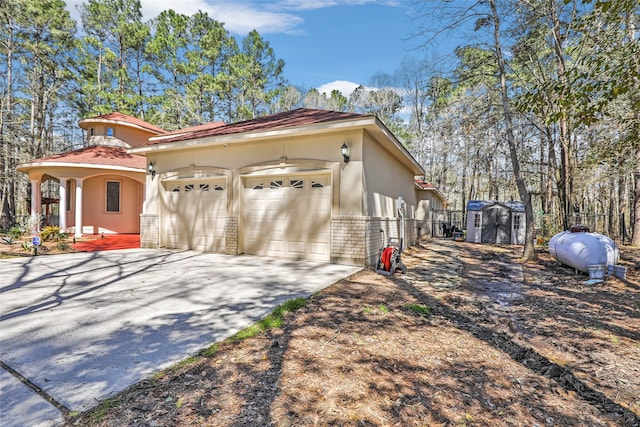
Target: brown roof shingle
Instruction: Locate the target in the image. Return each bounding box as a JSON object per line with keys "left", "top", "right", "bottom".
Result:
{"left": 146, "top": 108, "right": 370, "bottom": 145}
{"left": 81, "top": 112, "right": 167, "bottom": 135}
{"left": 28, "top": 146, "right": 146, "bottom": 169}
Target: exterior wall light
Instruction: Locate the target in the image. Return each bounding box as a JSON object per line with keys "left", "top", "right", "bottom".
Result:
{"left": 341, "top": 142, "right": 350, "bottom": 163}
{"left": 148, "top": 161, "right": 156, "bottom": 178}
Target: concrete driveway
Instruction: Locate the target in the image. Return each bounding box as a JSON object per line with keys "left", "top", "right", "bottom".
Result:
{"left": 0, "top": 249, "right": 360, "bottom": 426}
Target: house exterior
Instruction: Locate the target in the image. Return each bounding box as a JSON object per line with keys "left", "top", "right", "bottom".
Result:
{"left": 17, "top": 108, "right": 428, "bottom": 266}
{"left": 414, "top": 178, "right": 448, "bottom": 238}
{"left": 130, "top": 108, "right": 425, "bottom": 266}
{"left": 465, "top": 200, "right": 526, "bottom": 245}
{"left": 17, "top": 112, "right": 165, "bottom": 236}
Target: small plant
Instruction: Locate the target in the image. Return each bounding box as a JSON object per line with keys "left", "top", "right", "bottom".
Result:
{"left": 56, "top": 242, "right": 71, "bottom": 251}
{"left": 21, "top": 241, "right": 33, "bottom": 252}
{"left": 378, "top": 304, "right": 390, "bottom": 314}
{"left": 40, "top": 225, "right": 69, "bottom": 242}
{"left": 8, "top": 226, "right": 22, "bottom": 239}
{"left": 363, "top": 306, "right": 373, "bottom": 314}
{"left": 2, "top": 236, "right": 15, "bottom": 245}
{"left": 407, "top": 304, "right": 431, "bottom": 316}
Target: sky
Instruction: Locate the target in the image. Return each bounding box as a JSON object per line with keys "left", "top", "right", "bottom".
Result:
{"left": 64, "top": 0, "right": 442, "bottom": 98}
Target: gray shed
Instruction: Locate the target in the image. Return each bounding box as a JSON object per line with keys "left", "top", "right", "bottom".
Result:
{"left": 466, "top": 200, "right": 526, "bottom": 245}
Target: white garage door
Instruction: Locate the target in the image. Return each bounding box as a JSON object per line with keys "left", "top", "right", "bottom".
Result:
{"left": 243, "top": 174, "right": 331, "bottom": 261}
{"left": 163, "top": 179, "right": 226, "bottom": 252}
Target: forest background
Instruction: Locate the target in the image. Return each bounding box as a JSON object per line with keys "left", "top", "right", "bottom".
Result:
{"left": 1, "top": 0, "right": 638, "bottom": 249}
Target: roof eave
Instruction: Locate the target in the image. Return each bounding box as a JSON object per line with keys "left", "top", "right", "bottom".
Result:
{"left": 415, "top": 182, "right": 448, "bottom": 204}
{"left": 17, "top": 161, "right": 145, "bottom": 174}
{"left": 369, "top": 117, "right": 425, "bottom": 175}
{"left": 129, "top": 117, "right": 378, "bottom": 155}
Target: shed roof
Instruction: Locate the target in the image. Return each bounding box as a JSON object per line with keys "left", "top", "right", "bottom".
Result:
{"left": 467, "top": 200, "right": 525, "bottom": 212}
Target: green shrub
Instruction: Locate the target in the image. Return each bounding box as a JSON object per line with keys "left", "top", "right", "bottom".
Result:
{"left": 40, "top": 226, "right": 68, "bottom": 242}
{"left": 8, "top": 226, "right": 22, "bottom": 239}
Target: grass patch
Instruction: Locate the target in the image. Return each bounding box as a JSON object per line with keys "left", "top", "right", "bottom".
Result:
{"left": 228, "top": 297, "right": 307, "bottom": 342}
{"left": 407, "top": 304, "right": 431, "bottom": 316}
{"left": 378, "top": 304, "right": 389, "bottom": 314}
{"left": 197, "top": 297, "right": 308, "bottom": 358}
{"left": 91, "top": 398, "right": 123, "bottom": 422}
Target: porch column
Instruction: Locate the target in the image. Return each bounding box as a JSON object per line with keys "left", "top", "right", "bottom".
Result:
{"left": 142, "top": 182, "right": 147, "bottom": 213}
{"left": 75, "top": 178, "right": 84, "bottom": 237}
{"left": 30, "top": 179, "right": 41, "bottom": 233}
{"left": 58, "top": 178, "right": 67, "bottom": 232}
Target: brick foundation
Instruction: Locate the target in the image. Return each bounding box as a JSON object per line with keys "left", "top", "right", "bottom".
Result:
{"left": 331, "top": 216, "right": 417, "bottom": 266}
{"left": 140, "top": 214, "right": 159, "bottom": 248}
{"left": 225, "top": 215, "right": 239, "bottom": 255}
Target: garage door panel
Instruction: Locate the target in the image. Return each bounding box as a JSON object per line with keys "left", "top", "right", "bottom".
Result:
{"left": 162, "top": 179, "right": 226, "bottom": 252}
{"left": 243, "top": 174, "right": 330, "bottom": 261}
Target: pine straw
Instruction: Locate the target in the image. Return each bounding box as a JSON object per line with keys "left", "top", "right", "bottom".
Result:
{"left": 70, "top": 241, "right": 640, "bottom": 427}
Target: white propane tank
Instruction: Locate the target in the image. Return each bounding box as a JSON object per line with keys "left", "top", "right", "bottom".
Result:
{"left": 548, "top": 230, "right": 619, "bottom": 273}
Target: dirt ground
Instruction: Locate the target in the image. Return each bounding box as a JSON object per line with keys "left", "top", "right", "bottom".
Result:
{"left": 69, "top": 239, "right": 640, "bottom": 426}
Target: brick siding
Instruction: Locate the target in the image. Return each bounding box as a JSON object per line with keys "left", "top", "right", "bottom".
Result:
{"left": 331, "top": 216, "right": 417, "bottom": 266}
{"left": 140, "top": 214, "right": 159, "bottom": 248}
{"left": 225, "top": 215, "right": 239, "bottom": 255}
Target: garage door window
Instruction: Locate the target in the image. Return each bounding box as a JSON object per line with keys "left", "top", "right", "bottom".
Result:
{"left": 290, "top": 179, "right": 303, "bottom": 189}
{"left": 270, "top": 180, "right": 283, "bottom": 189}
{"left": 311, "top": 180, "right": 324, "bottom": 188}
{"left": 106, "top": 180, "right": 120, "bottom": 213}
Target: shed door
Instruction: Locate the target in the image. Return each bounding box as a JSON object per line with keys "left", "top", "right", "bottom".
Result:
{"left": 481, "top": 206, "right": 511, "bottom": 244}
{"left": 243, "top": 174, "right": 330, "bottom": 261}
{"left": 163, "top": 179, "right": 226, "bottom": 251}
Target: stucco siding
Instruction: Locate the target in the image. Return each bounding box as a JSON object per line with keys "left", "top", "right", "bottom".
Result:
{"left": 87, "top": 124, "right": 156, "bottom": 148}
{"left": 80, "top": 176, "right": 142, "bottom": 234}
{"left": 362, "top": 132, "right": 417, "bottom": 219}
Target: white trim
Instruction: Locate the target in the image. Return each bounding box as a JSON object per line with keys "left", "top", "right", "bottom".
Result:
{"left": 75, "top": 179, "right": 84, "bottom": 237}
{"left": 17, "top": 161, "right": 144, "bottom": 174}
{"left": 59, "top": 178, "right": 68, "bottom": 231}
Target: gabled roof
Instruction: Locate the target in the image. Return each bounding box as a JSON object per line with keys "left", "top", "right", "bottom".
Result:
{"left": 79, "top": 112, "right": 167, "bottom": 136}
{"left": 145, "top": 108, "right": 367, "bottom": 145}
{"left": 467, "top": 200, "right": 525, "bottom": 212}
{"left": 17, "top": 146, "right": 146, "bottom": 172}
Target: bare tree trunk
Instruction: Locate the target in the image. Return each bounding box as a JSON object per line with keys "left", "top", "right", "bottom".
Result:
{"left": 633, "top": 158, "right": 640, "bottom": 246}
{"left": 1, "top": 8, "right": 16, "bottom": 228}
{"left": 489, "top": 0, "right": 536, "bottom": 260}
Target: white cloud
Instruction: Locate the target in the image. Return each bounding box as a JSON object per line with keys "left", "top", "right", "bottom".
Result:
{"left": 316, "top": 80, "right": 364, "bottom": 97}
{"left": 274, "top": 0, "right": 400, "bottom": 11}
{"left": 65, "top": 0, "right": 305, "bottom": 35}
